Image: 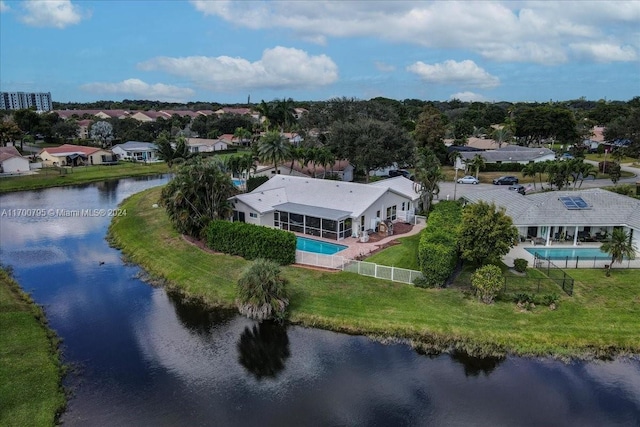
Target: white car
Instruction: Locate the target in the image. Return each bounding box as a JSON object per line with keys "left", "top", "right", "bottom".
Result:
{"left": 457, "top": 175, "right": 479, "bottom": 184}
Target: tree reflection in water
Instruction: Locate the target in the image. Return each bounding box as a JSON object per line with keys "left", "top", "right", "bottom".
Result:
{"left": 168, "top": 291, "right": 236, "bottom": 335}
{"left": 237, "top": 321, "right": 290, "bottom": 380}
{"left": 449, "top": 350, "right": 505, "bottom": 377}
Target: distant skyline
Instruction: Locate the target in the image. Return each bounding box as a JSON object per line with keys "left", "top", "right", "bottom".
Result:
{"left": 1, "top": 1, "right": 639, "bottom": 104}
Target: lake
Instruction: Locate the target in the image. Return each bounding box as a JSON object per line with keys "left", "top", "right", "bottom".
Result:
{"left": 1, "top": 176, "right": 639, "bottom": 426}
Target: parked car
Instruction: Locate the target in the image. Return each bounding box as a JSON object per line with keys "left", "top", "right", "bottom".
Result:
{"left": 457, "top": 175, "right": 479, "bottom": 184}
{"left": 509, "top": 184, "right": 526, "bottom": 194}
{"left": 493, "top": 176, "right": 519, "bottom": 185}
{"left": 559, "top": 152, "right": 574, "bottom": 160}
{"left": 389, "top": 169, "right": 410, "bottom": 178}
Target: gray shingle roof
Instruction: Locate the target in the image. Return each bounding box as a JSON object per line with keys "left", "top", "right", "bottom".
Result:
{"left": 459, "top": 146, "right": 554, "bottom": 163}
{"left": 114, "top": 141, "right": 158, "bottom": 151}
{"left": 462, "top": 188, "right": 640, "bottom": 229}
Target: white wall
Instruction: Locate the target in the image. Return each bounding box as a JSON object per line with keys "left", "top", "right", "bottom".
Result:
{"left": 1, "top": 156, "right": 30, "bottom": 173}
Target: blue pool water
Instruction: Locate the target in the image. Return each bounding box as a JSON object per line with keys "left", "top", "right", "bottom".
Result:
{"left": 525, "top": 247, "right": 612, "bottom": 260}
{"left": 296, "top": 237, "right": 347, "bottom": 255}
{"left": 232, "top": 179, "right": 244, "bottom": 187}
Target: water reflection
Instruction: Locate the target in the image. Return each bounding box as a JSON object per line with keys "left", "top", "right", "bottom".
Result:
{"left": 238, "top": 321, "right": 290, "bottom": 380}
{"left": 449, "top": 350, "right": 506, "bottom": 377}
{"left": 95, "top": 179, "right": 119, "bottom": 204}
{"left": 167, "top": 290, "right": 235, "bottom": 334}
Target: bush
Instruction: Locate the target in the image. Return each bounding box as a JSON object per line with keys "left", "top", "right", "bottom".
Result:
{"left": 542, "top": 293, "right": 560, "bottom": 307}
{"left": 236, "top": 258, "right": 289, "bottom": 321}
{"left": 514, "top": 293, "right": 534, "bottom": 304}
{"left": 471, "top": 264, "right": 503, "bottom": 304}
{"left": 418, "top": 201, "right": 462, "bottom": 287}
{"left": 206, "top": 220, "right": 296, "bottom": 265}
{"left": 481, "top": 162, "right": 526, "bottom": 172}
{"left": 413, "top": 276, "right": 434, "bottom": 288}
{"left": 513, "top": 258, "right": 528, "bottom": 273}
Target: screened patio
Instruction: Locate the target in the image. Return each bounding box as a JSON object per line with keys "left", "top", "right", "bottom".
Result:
{"left": 273, "top": 202, "right": 353, "bottom": 240}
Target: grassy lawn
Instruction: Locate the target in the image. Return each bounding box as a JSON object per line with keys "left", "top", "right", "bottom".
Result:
{"left": 0, "top": 269, "right": 65, "bottom": 426}
{"left": 364, "top": 233, "right": 421, "bottom": 270}
{"left": 0, "top": 162, "right": 170, "bottom": 194}
{"left": 585, "top": 153, "right": 638, "bottom": 164}
{"left": 109, "top": 187, "right": 640, "bottom": 358}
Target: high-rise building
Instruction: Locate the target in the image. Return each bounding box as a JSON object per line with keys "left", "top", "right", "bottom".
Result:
{"left": 0, "top": 92, "right": 53, "bottom": 111}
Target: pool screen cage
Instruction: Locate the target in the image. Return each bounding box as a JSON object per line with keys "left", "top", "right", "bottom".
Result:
{"left": 274, "top": 210, "right": 352, "bottom": 240}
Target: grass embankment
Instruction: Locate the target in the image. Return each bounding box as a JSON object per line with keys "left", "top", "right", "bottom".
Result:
{"left": 109, "top": 187, "right": 640, "bottom": 358}
{"left": 0, "top": 269, "right": 65, "bottom": 426}
{"left": 0, "top": 162, "right": 170, "bottom": 193}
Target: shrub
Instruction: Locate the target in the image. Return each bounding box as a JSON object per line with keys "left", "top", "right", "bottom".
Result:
{"left": 471, "top": 264, "right": 503, "bottom": 304}
{"left": 542, "top": 293, "right": 560, "bottom": 307}
{"left": 413, "top": 276, "right": 434, "bottom": 288}
{"left": 206, "top": 220, "right": 296, "bottom": 265}
{"left": 513, "top": 258, "right": 528, "bottom": 273}
{"left": 236, "top": 259, "right": 289, "bottom": 321}
{"left": 418, "top": 201, "right": 462, "bottom": 287}
{"left": 514, "top": 293, "right": 534, "bottom": 304}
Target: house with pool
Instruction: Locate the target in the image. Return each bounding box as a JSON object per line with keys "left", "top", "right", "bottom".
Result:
{"left": 229, "top": 175, "right": 421, "bottom": 240}
{"left": 460, "top": 188, "right": 640, "bottom": 257}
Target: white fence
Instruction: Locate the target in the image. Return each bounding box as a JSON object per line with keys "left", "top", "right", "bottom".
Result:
{"left": 295, "top": 250, "right": 423, "bottom": 284}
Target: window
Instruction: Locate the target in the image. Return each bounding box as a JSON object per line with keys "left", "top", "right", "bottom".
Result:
{"left": 249, "top": 212, "right": 257, "bottom": 218}
{"left": 386, "top": 205, "right": 397, "bottom": 221}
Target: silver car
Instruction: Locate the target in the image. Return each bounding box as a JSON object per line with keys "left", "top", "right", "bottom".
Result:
{"left": 457, "top": 175, "right": 479, "bottom": 184}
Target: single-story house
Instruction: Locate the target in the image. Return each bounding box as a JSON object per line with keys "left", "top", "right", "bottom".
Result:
{"left": 185, "top": 138, "right": 228, "bottom": 153}
{"left": 0, "top": 146, "right": 30, "bottom": 173}
{"left": 460, "top": 188, "right": 640, "bottom": 252}
{"left": 129, "top": 111, "right": 172, "bottom": 122}
{"left": 112, "top": 141, "right": 159, "bottom": 162}
{"left": 38, "top": 144, "right": 116, "bottom": 167}
{"left": 252, "top": 163, "right": 309, "bottom": 178}
{"left": 455, "top": 146, "right": 556, "bottom": 169}
{"left": 229, "top": 175, "right": 420, "bottom": 240}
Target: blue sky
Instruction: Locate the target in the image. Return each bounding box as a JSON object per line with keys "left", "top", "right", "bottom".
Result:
{"left": 1, "top": 0, "right": 639, "bottom": 104}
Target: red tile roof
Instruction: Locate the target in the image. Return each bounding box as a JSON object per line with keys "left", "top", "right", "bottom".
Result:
{"left": 0, "top": 146, "right": 24, "bottom": 161}
{"left": 41, "top": 144, "right": 106, "bottom": 156}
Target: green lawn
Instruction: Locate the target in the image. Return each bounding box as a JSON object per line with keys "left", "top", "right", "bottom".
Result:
{"left": 109, "top": 187, "right": 640, "bottom": 358}
{"left": 0, "top": 162, "right": 170, "bottom": 193}
{"left": 0, "top": 269, "right": 65, "bottom": 426}
{"left": 364, "top": 233, "right": 421, "bottom": 270}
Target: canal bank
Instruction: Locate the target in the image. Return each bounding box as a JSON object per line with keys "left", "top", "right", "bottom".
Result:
{"left": 109, "top": 186, "right": 640, "bottom": 359}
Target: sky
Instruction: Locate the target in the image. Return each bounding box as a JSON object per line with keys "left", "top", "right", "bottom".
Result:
{"left": 1, "top": 0, "right": 639, "bottom": 104}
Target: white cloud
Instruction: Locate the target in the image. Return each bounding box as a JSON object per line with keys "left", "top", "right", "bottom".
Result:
{"left": 407, "top": 60, "right": 500, "bottom": 88}
{"left": 0, "top": 1, "right": 10, "bottom": 13}
{"left": 190, "top": 1, "right": 640, "bottom": 65}
{"left": 20, "top": 0, "right": 85, "bottom": 29}
{"left": 570, "top": 43, "right": 637, "bottom": 63}
{"left": 138, "top": 46, "right": 338, "bottom": 91}
{"left": 450, "top": 91, "right": 488, "bottom": 102}
{"left": 80, "top": 79, "right": 195, "bottom": 102}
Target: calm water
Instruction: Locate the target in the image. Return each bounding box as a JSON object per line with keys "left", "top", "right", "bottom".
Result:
{"left": 1, "top": 177, "right": 639, "bottom": 426}
{"left": 526, "top": 247, "right": 612, "bottom": 260}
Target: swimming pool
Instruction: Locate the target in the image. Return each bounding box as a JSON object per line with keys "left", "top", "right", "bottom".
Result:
{"left": 232, "top": 178, "right": 245, "bottom": 187}
{"left": 297, "top": 237, "right": 347, "bottom": 255}
{"left": 525, "top": 247, "right": 611, "bottom": 260}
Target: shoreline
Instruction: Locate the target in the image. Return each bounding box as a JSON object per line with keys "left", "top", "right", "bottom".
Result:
{"left": 108, "top": 186, "right": 640, "bottom": 360}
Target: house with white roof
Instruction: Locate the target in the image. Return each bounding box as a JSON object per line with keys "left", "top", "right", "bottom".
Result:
{"left": 112, "top": 141, "right": 159, "bottom": 162}
{"left": 461, "top": 188, "right": 640, "bottom": 252}
{"left": 455, "top": 146, "right": 556, "bottom": 169}
{"left": 184, "top": 138, "right": 228, "bottom": 153}
{"left": 230, "top": 175, "right": 421, "bottom": 240}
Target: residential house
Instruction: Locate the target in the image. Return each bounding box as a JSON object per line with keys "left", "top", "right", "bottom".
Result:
{"left": 455, "top": 146, "right": 556, "bottom": 169}
{"left": 77, "top": 119, "right": 93, "bottom": 139}
{"left": 0, "top": 146, "right": 30, "bottom": 173}
{"left": 112, "top": 141, "right": 159, "bottom": 162}
{"left": 185, "top": 138, "right": 229, "bottom": 153}
{"left": 229, "top": 175, "right": 420, "bottom": 240}
{"left": 460, "top": 188, "right": 640, "bottom": 252}
{"left": 291, "top": 160, "right": 354, "bottom": 181}
{"left": 38, "top": 144, "right": 116, "bottom": 167}
{"left": 130, "top": 111, "right": 172, "bottom": 122}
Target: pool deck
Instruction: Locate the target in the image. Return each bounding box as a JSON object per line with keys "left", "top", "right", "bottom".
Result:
{"left": 505, "top": 242, "right": 640, "bottom": 270}
{"left": 295, "top": 220, "right": 426, "bottom": 261}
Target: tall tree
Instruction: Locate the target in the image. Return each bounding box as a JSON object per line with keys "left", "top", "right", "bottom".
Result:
{"left": 155, "top": 132, "right": 190, "bottom": 168}
{"left": 160, "top": 157, "right": 235, "bottom": 237}
{"left": 90, "top": 121, "right": 114, "bottom": 148}
{"left": 459, "top": 201, "right": 519, "bottom": 265}
{"left": 413, "top": 147, "right": 444, "bottom": 214}
{"left": 491, "top": 127, "right": 513, "bottom": 148}
{"left": 465, "top": 154, "right": 486, "bottom": 179}
{"left": 0, "top": 121, "right": 22, "bottom": 147}
{"left": 413, "top": 105, "right": 447, "bottom": 162}
{"left": 257, "top": 130, "right": 291, "bottom": 174}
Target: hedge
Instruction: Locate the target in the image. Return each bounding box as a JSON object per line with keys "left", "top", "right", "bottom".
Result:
{"left": 480, "top": 162, "right": 526, "bottom": 172}
{"left": 418, "top": 201, "right": 462, "bottom": 287}
{"left": 205, "top": 220, "right": 296, "bottom": 265}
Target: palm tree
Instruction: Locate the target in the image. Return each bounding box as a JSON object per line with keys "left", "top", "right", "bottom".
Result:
{"left": 233, "top": 127, "right": 252, "bottom": 146}
{"left": 257, "top": 130, "right": 290, "bottom": 174}
{"left": 236, "top": 258, "right": 289, "bottom": 321}
{"left": 492, "top": 127, "right": 513, "bottom": 149}
{"left": 288, "top": 146, "right": 304, "bottom": 175}
{"left": 448, "top": 150, "right": 462, "bottom": 199}
{"left": 413, "top": 147, "right": 444, "bottom": 214}
{"left": 255, "top": 100, "right": 273, "bottom": 131}
{"left": 466, "top": 154, "right": 486, "bottom": 179}
{"left": 522, "top": 163, "right": 537, "bottom": 190}
{"left": 601, "top": 229, "right": 637, "bottom": 275}
{"left": 316, "top": 147, "right": 336, "bottom": 178}
{"left": 274, "top": 98, "right": 296, "bottom": 132}
{"left": 571, "top": 161, "right": 597, "bottom": 189}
